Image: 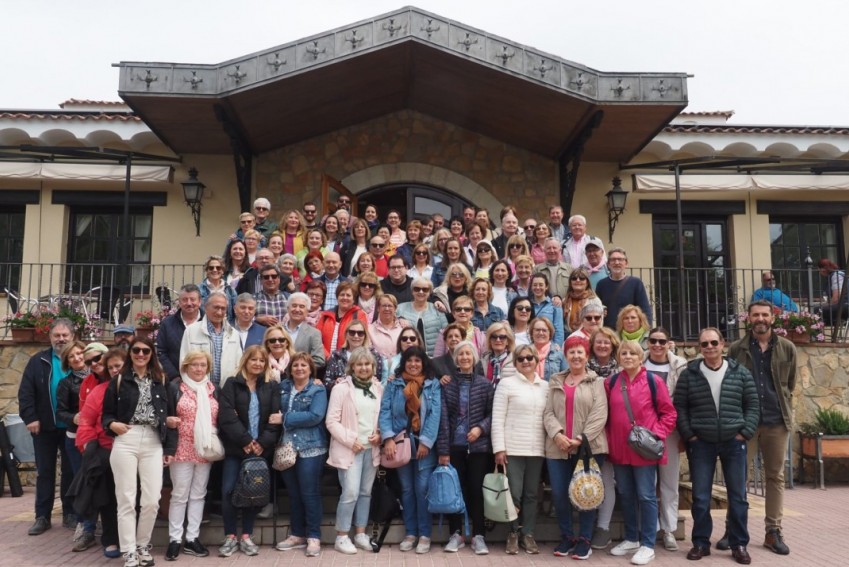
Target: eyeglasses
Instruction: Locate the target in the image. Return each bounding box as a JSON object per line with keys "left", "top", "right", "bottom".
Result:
{"left": 347, "top": 330, "right": 366, "bottom": 337}
{"left": 584, "top": 315, "right": 602, "bottom": 321}
{"left": 84, "top": 354, "right": 103, "bottom": 365}
{"left": 370, "top": 242, "right": 385, "bottom": 248}
{"left": 415, "top": 250, "right": 428, "bottom": 257}
{"left": 338, "top": 198, "right": 351, "bottom": 204}
{"left": 648, "top": 338, "right": 669, "bottom": 346}
{"left": 303, "top": 209, "right": 317, "bottom": 215}
{"left": 307, "top": 292, "right": 324, "bottom": 299}
{"left": 570, "top": 275, "right": 587, "bottom": 281}
{"left": 509, "top": 243, "right": 524, "bottom": 249}
{"left": 532, "top": 328, "right": 549, "bottom": 334}
{"left": 412, "top": 286, "right": 429, "bottom": 293}
{"left": 389, "top": 265, "right": 405, "bottom": 270}
{"left": 449, "top": 272, "right": 464, "bottom": 277}
{"left": 454, "top": 306, "right": 473, "bottom": 313}
{"left": 516, "top": 355, "right": 536, "bottom": 363}
{"left": 255, "top": 206, "right": 269, "bottom": 211}
{"left": 359, "top": 282, "right": 377, "bottom": 289}
{"left": 524, "top": 225, "right": 536, "bottom": 231}
{"left": 515, "top": 305, "right": 532, "bottom": 313}
{"left": 267, "top": 337, "right": 288, "bottom": 345}
{"left": 608, "top": 257, "right": 626, "bottom": 263}
{"left": 700, "top": 339, "right": 721, "bottom": 348}
{"left": 131, "top": 347, "right": 152, "bottom": 355}
{"left": 261, "top": 274, "right": 279, "bottom": 280}
{"left": 240, "top": 220, "right": 253, "bottom": 224}
{"left": 491, "top": 334, "right": 508, "bottom": 341}
{"left": 207, "top": 265, "right": 223, "bottom": 272}
{"left": 400, "top": 335, "right": 418, "bottom": 343}
{"left": 437, "top": 237, "right": 449, "bottom": 243}
{"left": 763, "top": 277, "right": 775, "bottom": 282}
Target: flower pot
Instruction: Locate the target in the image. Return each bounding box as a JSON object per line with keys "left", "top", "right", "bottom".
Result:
{"left": 135, "top": 326, "right": 155, "bottom": 340}
{"left": 788, "top": 330, "right": 811, "bottom": 344}
{"left": 801, "top": 434, "right": 849, "bottom": 458}
{"left": 10, "top": 327, "right": 35, "bottom": 342}
{"left": 34, "top": 330, "right": 51, "bottom": 343}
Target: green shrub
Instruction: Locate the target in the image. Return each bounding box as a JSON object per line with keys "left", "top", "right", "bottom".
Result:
{"left": 813, "top": 408, "right": 849, "bottom": 435}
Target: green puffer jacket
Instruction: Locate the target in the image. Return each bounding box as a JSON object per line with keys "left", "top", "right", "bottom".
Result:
{"left": 674, "top": 358, "right": 760, "bottom": 443}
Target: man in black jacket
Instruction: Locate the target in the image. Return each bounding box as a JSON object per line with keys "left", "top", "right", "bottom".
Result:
{"left": 380, "top": 254, "right": 413, "bottom": 304}
{"left": 17, "top": 318, "right": 76, "bottom": 535}
{"left": 155, "top": 284, "right": 202, "bottom": 380}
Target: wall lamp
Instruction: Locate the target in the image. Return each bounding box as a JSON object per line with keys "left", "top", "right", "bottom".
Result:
{"left": 181, "top": 167, "right": 206, "bottom": 236}
{"left": 605, "top": 176, "right": 628, "bottom": 242}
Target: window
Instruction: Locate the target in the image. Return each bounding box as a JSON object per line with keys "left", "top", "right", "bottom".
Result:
{"left": 770, "top": 218, "right": 843, "bottom": 299}
{"left": 0, "top": 208, "right": 25, "bottom": 292}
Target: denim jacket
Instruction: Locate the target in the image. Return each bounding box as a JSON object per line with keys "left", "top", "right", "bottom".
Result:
{"left": 531, "top": 296, "right": 565, "bottom": 345}
{"left": 379, "top": 376, "right": 441, "bottom": 469}
{"left": 472, "top": 303, "right": 505, "bottom": 333}
{"left": 542, "top": 343, "right": 568, "bottom": 381}
{"left": 280, "top": 380, "right": 328, "bottom": 451}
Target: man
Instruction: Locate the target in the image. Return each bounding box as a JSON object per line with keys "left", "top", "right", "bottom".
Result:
{"left": 156, "top": 284, "right": 203, "bottom": 379}
{"left": 674, "top": 328, "right": 759, "bottom": 565}
{"left": 431, "top": 213, "right": 445, "bottom": 232}
{"left": 546, "top": 205, "right": 567, "bottom": 243}
{"left": 18, "top": 318, "right": 76, "bottom": 535}
{"left": 583, "top": 238, "right": 609, "bottom": 290}
{"left": 368, "top": 237, "right": 390, "bottom": 279}
{"left": 562, "top": 214, "right": 592, "bottom": 267}
{"left": 231, "top": 293, "right": 267, "bottom": 348}
{"left": 254, "top": 264, "right": 288, "bottom": 326}
{"left": 317, "top": 252, "right": 346, "bottom": 310}
{"left": 726, "top": 301, "right": 795, "bottom": 555}
{"left": 236, "top": 248, "right": 279, "bottom": 296}
{"left": 492, "top": 212, "right": 520, "bottom": 258}
{"left": 750, "top": 271, "right": 799, "bottom": 313}
{"left": 181, "top": 291, "right": 242, "bottom": 387}
{"left": 523, "top": 218, "right": 537, "bottom": 246}
{"left": 302, "top": 201, "right": 319, "bottom": 230}
{"left": 112, "top": 324, "right": 134, "bottom": 349}
{"left": 595, "top": 247, "right": 652, "bottom": 329}
{"left": 252, "top": 197, "right": 279, "bottom": 240}
{"left": 228, "top": 212, "right": 265, "bottom": 247}
{"left": 381, "top": 254, "right": 413, "bottom": 304}
{"left": 285, "top": 292, "right": 326, "bottom": 370}
{"left": 535, "top": 237, "right": 573, "bottom": 302}
{"left": 462, "top": 205, "right": 476, "bottom": 228}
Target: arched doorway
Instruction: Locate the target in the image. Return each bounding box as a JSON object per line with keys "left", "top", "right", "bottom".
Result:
{"left": 358, "top": 183, "right": 469, "bottom": 224}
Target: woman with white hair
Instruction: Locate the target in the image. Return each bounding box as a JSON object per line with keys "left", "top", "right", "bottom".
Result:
{"left": 396, "top": 277, "right": 447, "bottom": 357}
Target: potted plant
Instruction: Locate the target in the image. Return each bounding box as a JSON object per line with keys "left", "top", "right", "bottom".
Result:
{"left": 3, "top": 310, "right": 39, "bottom": 342}
{"left": 737, "top": 305, "right": 825, "bottom": 343}
{"left": 134, "top": 310, "right": 163, "bottom": 340}
{"left": 799, "top": 407, "right": 849, "bottom": 458}
{"left": 3, "top": 302, "right": 101, "bottom": 342}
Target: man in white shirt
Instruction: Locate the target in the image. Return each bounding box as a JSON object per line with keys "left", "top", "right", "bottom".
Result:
{"left": 286, "top": 292, "right": 326, "bottom": 370}
{"left": 181, "top": 292, "right": 242, "bottom": 386}
{"left": 562, "top": 214, "right": 592, "bottom": 267}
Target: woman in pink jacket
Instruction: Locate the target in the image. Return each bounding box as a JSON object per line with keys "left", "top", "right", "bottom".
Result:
{"left": 325, "top": 347, "right": 384, "bottom": 555}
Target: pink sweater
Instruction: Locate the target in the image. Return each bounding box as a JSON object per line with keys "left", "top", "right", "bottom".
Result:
{"left": 325, "top": 376, "right": 384, "bottom": 469}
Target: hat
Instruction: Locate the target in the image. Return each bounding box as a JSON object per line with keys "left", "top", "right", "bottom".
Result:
{"left": 584, "top": 237, "right": 604, "bottom": 251}
{"left": 83, "top": 342, "right": 109, "bottom": 356}
{"left": 113, "top": 325, "right": 135, "bottom": 335}
{"left": 475, "top": 240, "right": 498, "bottom": 259}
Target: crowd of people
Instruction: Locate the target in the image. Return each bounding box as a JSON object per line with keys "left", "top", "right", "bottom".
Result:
{"left": 17, "top": 196, "right": 796, "bottom": 566}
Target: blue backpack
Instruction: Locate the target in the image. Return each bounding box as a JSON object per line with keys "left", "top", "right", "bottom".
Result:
{"left": 427, "top": 464, "right": 469, "bottom": 535}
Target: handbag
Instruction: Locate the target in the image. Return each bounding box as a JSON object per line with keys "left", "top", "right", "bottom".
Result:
{"left": 194, "top": 427, "right": 225, "bottom": 462}
{"left": 482, "top": 463, "right": 518, "bottom": 522}
{"left": 620, "top": 378, "right": 664, "bottom": 461}
{"left": 230, "top": 456, "right": 271, "bottom": 508}
{"left": 368, "top": 467, "right": 401, "bottom": 552}
{"left": 568, "top": 434, "right": 605, "bottom": 511}
{"left": 272, "top": 440, "right": 297, "bottom": 471}
{"left": 379, "top": 431, "right": 411, "bottom": 469}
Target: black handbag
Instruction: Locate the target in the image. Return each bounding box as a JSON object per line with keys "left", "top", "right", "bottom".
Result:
{"left": 230, "top": 456, "right": 271, "bottom": 509}
{"left": 620, "top": 379, "right": 664, "bottom": 461}
{"left": 368, "top": 467, "right": 401, "bottom": 552}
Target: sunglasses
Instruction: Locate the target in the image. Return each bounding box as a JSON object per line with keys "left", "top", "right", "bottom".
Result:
{"left": 261, "top": 274, "right": 279, "bottom": 280}
{"left": 515, "top": 305, "right": 532, "bottom": 312}
{"left": 491, "top": 334, "right": 508, "bottom": 341}
{"left": 131, "top": 347, "right": 152, "bottom": 355}
{"left": 524, "top": 225, "right": 536, "bottom": 231}
{"left": 450, "top": 272, "right": 464, "bottom": 277}
{"left": 370, "top": 242, "right": 385, "bottom": 248}
{"left": 515, "top": 355, "right": 536, "bottom": 363}
{"left": 477, "top": 248, "right": 491, "bottom": 253}
{"left": 207, "top": 265, "right": 223, "bottom": 271}
{"left": 649, "top": 338, "right": 669, "bottom": 346}
{"left": 584, "top": 315, "right": 602, "bottom": 321}
{"left": 347, "top": 330, "right": 366, "bottom": 337}
{"left": 255, "top": 206, "right": 269, "bottom": 211}
{"left": 303, "top": 209, "right": 317, "bottom": 215}
{"left": 415, "top": 250, "right": 428, "bottom": 256}
{"left": 267, "top": 337, "right": 288, "bottom": 344}
{"left": 400, "top": 335, "right": 418, "bottom": 343}
{"left": 84, "top": 353, "right": 103, "bottom": 365}
{"left": 700, "top": 339, "right": 721, "bottom": 348}
{"left": 454, "top": 306, "right": 473, "bottom": 313}
{"left": 509, "top": 243, "right": 524, "bottom": 249}
{"left": 412, "top": 287, "right": 430, "bottom": 293}
{"left": 239, "top": 220, "right": 253, "bottom": 224}
{"left": 570, "top": 275, "right": 587, "bottom": 281}
{"left": 359, "top": 282, "right": 377, "bottom": 289}
{"left": 338, "top": 199, "right": 351, "bottom": 204}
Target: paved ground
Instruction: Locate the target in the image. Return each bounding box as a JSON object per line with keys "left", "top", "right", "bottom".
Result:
{"left": 1, "top": 481, "right": 845, "bottom": 566}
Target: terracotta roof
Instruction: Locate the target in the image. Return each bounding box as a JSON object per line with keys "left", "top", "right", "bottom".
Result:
{"left": 59, "top": 99, "right": 127, "bottom": 108}
{"left": 0, "top": 111, "right": 140, "bottom": 122}
{"left": 663, "top": 124, "right": 849, "bottom": 135}
{"left": 678, "top": 110, "right": 735, "bottom": 118}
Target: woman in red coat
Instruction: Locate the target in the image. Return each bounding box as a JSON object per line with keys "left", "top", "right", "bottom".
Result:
{"left": 316, "top": 281, "right": 368, "bottom": 358}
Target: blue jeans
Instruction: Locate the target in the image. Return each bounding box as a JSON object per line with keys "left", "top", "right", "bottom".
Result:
{"left": 688, "top": 437, "right": 749, "bottom": 548}
{"left": 63, "top": 436, "right": 96, "bottom": 532}
{"left": 33, "top": 428, "right": 73, "bottom": 520}
{"left": 221, "top": 455, "right": 262, "bottom": 537}
{"left": 281, "top": 453, "right": 326, "bottom": 539}
{"left": 613, "top": 464, "right": 657, "bottom": 548}
{"left": 396, "top": 457, "right": 435, "bottom": 538}
{"left": 335, "top": 451, "right": 377, "bottom": 532}
{"left": 548, "top": 454, "right": 605, "bottom": 543}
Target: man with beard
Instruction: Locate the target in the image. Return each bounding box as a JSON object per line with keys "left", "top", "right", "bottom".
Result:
{"left": 112, "top": 324, "right": 134, "bottom": 350}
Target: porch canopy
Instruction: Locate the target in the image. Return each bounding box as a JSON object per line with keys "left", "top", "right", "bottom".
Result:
{"left": 114, "top": 6, "right": 688, "bottom": 163}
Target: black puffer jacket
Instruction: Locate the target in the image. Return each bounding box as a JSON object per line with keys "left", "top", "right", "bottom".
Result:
{"left": 218, "top": 374, "right": 281, "bottom": 457}
{"left": 436, "top": 372, "right": 494, "bottom": 455}
{"left": 101, "top": 370, "right": 169, "bottom": 443}
{"left": 56, "top": 372, "right": 86, "bottom": 434}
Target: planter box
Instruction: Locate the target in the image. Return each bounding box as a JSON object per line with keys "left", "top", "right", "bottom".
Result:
{"left": 801, "top": 433, "right": 849, "bottom": 458}
{"left": 10, "top": 327, "right": 35, "bottom": 342}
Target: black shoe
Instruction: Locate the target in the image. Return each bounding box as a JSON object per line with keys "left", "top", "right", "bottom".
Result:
{"left": 715, "top": 533, "right": 730, "bottom": 551}
{"left": 28, "top": 517, "right": 51, "bottom": 536}
{"left": 62, "top": 514, "right": 77, "bottom": 530}
{"left": 182, "top": 539, "right": 209, "bottom": 558}
{"left": 165, "top": 541, "right": 181, "bottom": 561}
{"left": 731, "top": 545, "right": 752, "bottom": 565}
{"left": 686, "top": 546, "right": 711, "bottom": 560}
{"left": 764, "top": 529, "right": 790, "bottom": 555}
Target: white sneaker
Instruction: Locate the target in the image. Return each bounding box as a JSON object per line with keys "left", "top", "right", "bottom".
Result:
{"left": 631, "top": 546, "right": 655, "bottom": 565}
{"left": 471, "top": 535, "right": 489, "bottom": 555}
{"left": 443, "top": 532, "right": 465, "bottom": 552}
{"left": 662, "top": 531, "right": 678, "bottom": 551}
{"left": 415, "top": 536, "right": 431, "bottom": 554}
{"left": 610, "top": 540, "right": 641, "bottom": 556}
{"left": 353, "top": 533, "right": 372, "bottom": 551}
{"left": 334, "top": 535, "right": 357, "bottom": 555}
{"left": 399, "top": 535, "right": 417, "bottom": 552}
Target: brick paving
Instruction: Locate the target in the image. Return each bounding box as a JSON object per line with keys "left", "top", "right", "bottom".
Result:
{"left": 0, "top": 482, "right": 844, "bottom": 566}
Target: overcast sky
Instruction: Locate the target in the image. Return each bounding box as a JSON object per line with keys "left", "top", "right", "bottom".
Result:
{"left": 3, "top": 0, "right": 847, "bottom": 125}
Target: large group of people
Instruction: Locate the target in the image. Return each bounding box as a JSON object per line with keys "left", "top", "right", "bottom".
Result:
{"left": 17, "top": 196, "right": 797, "bottom": 566}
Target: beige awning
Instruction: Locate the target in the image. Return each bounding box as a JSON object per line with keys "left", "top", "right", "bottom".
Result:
{"left": 634, "top": 173, "right": 849, "bottom": 192}
{"left": 0, "top": 162, "right": 172, "bottom": 182}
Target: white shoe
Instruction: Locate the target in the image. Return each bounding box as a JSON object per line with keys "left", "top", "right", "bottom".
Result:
{"left": 334, "top": 535, "right": 356, "bottom": 555}
{"left": 399, "top": 535, "right": 417, "bottom": 552}
{"left": 353, "top": 533, "right": 372, "bottom": 551}
{"left": 631, "top": 546, "right": 655, "bottom": 565}
{"left": 610, "top": 540, "right": 641, "bottom": 556}
{"left": 471, "top": 535, "right": 489, "bottom": 555}
{"left": 662, "top": 531, "right": 678, "bottom": 551}
{"left": 443, "top": 532, "right": 465, "bottom": 552}
{"left": 415, "top": 536, "right": 431, "bottom": 554}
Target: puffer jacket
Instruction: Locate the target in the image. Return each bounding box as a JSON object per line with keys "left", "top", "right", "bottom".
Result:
{"left": 218, "top": 374, "right": 281, "bottom": 456}
{"left": 674, "top": 358, "right": 760, "bottom": 443}
{"left": 436, "top": 372, "right": 494, "bottom": 455}
{"left": 56, "top": 372, "right": 86, "bottom": 434}
{"left": 544, "top": 370, "right": 608, "bottom": 458}
{"left": 395, "top": 302, "right": 447, "bottom": 357}
{"left": 491, "top": 371, "right": 549, "bottom": 457}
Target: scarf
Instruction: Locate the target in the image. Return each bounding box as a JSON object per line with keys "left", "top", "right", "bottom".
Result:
{"left": 487, "top": 351, "right": 508, "bottom": 385}
{"left": 401, "top": 371, "right": 425, "bottom": 432}
{"left": 180, "top": 372, "right": 214, "bottom": 457}
{"left": 535, "top": 341, "right": 551, "bottom": 378}
{"left": 72, "top": 368, "right": 89, "bottom": 381}
{"left": 588, "top": 357, "right": 618, "bottom": 378}
{"left": 269, "top": 353, "right": 290, "bottom": 382}
{"left": 352, "top": 376, "right": 376, "bottom": 399}
{"left": 566, "top": 297, "right": 584, "bottom": 331}
{"left": 621, "top": 327, "right": 646, "bottom": 343}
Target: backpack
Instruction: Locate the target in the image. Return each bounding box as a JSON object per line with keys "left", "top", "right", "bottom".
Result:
{"left": 230, "top": 456, "right": 271, "bottom": 509}
{"left": 427, "top": 464, "right": 469, "bottom": 536}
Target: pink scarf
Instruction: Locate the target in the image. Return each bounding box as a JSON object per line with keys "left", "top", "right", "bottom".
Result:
{"left": 269, "top": 353, "right": 290, "bottom": 382}
{"left": 535, "top": 341, "right": 551, "bottom": 377}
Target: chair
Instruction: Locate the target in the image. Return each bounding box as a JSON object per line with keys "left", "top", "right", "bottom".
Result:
{"left": 155, "top": 285, "right": 173, "bottom": 312}
{"left": 113, "top": 293, "right": 133, "bottom": 325}
{"left": 3, "top": 287, "right": 20, "bottom": 314}
{"left": 89, "top": 287, "right": 123, "bottom": 325}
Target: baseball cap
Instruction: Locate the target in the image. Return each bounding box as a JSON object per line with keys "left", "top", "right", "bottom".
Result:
{"left": 584, "top": 237, "right": 604, "bottom": 252}
{"left": 113, "top": 325, "right": 135, "bottom": 335}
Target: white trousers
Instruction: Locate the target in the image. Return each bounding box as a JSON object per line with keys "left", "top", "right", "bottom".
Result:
{"left": 168, "top": 461, "right": 212, "bottom": 542}
{"left": 657, "top": 430, "right": 681, "bottom": 533}
{"left": 110, "top": 425, "right": 163, "bottom": 553}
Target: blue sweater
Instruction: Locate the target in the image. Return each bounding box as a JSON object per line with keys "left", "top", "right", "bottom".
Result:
{"left": 596, "top": 276, "right": 652, "bottom": 329}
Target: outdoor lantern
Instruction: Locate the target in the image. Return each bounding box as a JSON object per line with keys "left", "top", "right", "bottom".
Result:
{"left": 605, "top": 176, "right": 628, "bottom": 242}
{"left": 181, "top": 167, "right": 206, "bottom": 236}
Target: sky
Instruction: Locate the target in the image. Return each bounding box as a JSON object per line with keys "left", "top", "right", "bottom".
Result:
{"left": 3, "top": 0, "right": 848, "bottom": 125}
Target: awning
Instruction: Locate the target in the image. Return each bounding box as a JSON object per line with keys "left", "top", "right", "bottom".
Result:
{"left": 0, "top": 162, "right": 172, "bottom": 182}
{"left": 634, "top": 173, "right": 849, "bottom": 192}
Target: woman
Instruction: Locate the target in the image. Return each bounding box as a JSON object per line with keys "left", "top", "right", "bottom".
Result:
{"left": 354, "top": 270, "right": 382, "bottom": 322}
{"left": 508, "top": 295, "right": 535, "bottom": 346}
{"left": 432, "top": 262, "right": 473, "bottom": 316}
{"left": 471, "top": 277, "right": 504, "bottom": 332}
{"left": 434, "top": 295, "right": 485, "bottom": 356}
{"left": 472, "top": 240, "right": 497, "bottom": 280}
{"left": 386, "top": 209, "right": 407, "bottom": 249}
{"left": 570, "top": 303, "right": 605, "bottom": 340}
{"left": 529, "top": 223, "right": 552, "bottom": 265}
{"left": 363, "top": 204, "right": 380, "bottom": 234}
{"left": 432, "top": 323, "right": 468, "bottom": 379}
{"left": 325, "top": 320, "right": 385, "bottom": 385}
{"left": 409, "top": 244, "right": 434, "bottom": 281}
{"left": 429, "top": 228, "right": 452, "bottom": 268}
{"left": 475, "top": 209, "right": 495, "bottom": 240}
{"left": 530, "top": 317, "right": 568, "bottom": 381}
{"left": 264, "top": 325, "right": 294, "bottom": 382}
{"left": 432, "top": 237, "right": 468, "bottom": 288}
{"left": 490, "top": 259, "right": 518, "bottom": 313}
{"left": 316, "top": 282, "right": 368, "bottom": 358}
{"left": 617, "top": 304, "right": 651, "bottom": 349}
{"left": 544, "top": 335, "right": 609, "bottom": 560}
{"left": 352, "top": 251, "right": 376, "bottom": 279}
{"left": 341, "top": 218, "right": 370, "bottom": 277}
{"left": 243, "top": 229, "right": 262, "bottom": 265}
{"left": 280, "top": 209, "right": 307, "bottom": 256}
{"left": 76, "top": 346, "right": 125, "bottom": 559}
{"left": 164, "top": 351, "right": 219, "bottom": 561}
{"left": 278, "top": 253, "right": 300, "bottom": 293}
{"left": 492, "top": 344, "right": 549, "bottom": 555}
{"left": 643, "top": 327, "right": 687, "bottom": 552}
{"left": 395, "top": 219, "right": 421, "bottom": 267}
{"left": 335, "top": 208, "right": 351, "bottom": 237}
{"left": 267, "top": 231, "right": 285, "bottom": 261}
{"left": 605, "top": 340, "right": 677, "bottom": 565}
{"left": 299, "top": 280, "right": 326, "bottom": 327}
{"left": 379, "top": 346, "right": 442, "bottom": 554}
{"left": 297, "top": 229, "right": 328, "bottom": 277}
{"left": 448, "top": 215, "right": 466, "bottom": 245}
{"left": 218, "top": 346, "right": 281, "bottom": 558}
{"left": 299, "top": 250, "right": 325, "bottom": 291}
{"left": 530, "top": 273, "right": 565, "bottom": 345}
{"left": 397, "top": 277, "right": 448, "bottom": 356}
{"left": 588, "top": 327, "right": 620, "bottom": 379}
{"left": 368, "top": 294, "right": 410, "bottom": 361}
{"left": 463, "top": 221, "right": 485, "bottom": 265}
{"left": 563, "top": 268, "right": 603, "bottom": 332}
{"left": 436, "top": 341, "right": 494, "bottom": 555}
{"left": 223, "top": 239, "right": 250, "bottom": 289}
{"left": 513, "top": 255, "right": 535, "bottom": 297}
{"left": 199, "top": 255, "right": 237, "bottom": 321}
{"left": 376, "top": 225, "right": 395, "bottom": 258}
{"left": 275, "top": 353, "right": 328, "bottom": 558}
{"left": 102, "top": 337, "right": 168, "bottom": 567}
{"left": 323, "top": 215, "right": 344, "bottom": 253}
{"left": 480, "top": 322, "right": 516, "bottom": 387}
{"left": 384, "top": 328, "right": 425, "bottom": 383}
{"left": 326, "top": 348, "right": 384, "bottom": 554}
{"left": 506, "top": 234, "right": 530, "bottom": 266}
{"left": 818, "top": 258, "right": 848, "bottom": 325}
